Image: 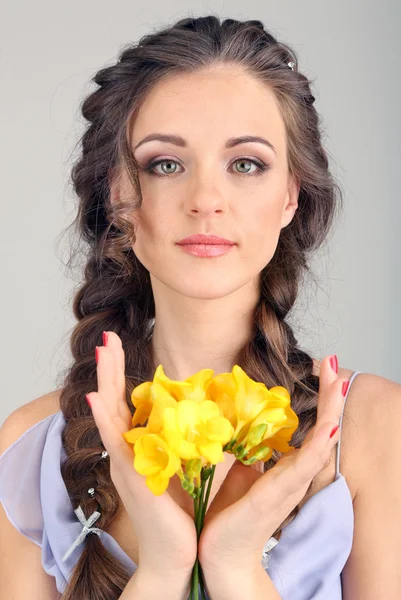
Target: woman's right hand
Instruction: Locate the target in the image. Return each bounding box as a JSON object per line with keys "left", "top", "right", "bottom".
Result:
{"left": 86, "top": 331, "right": 198, "bottom": 579}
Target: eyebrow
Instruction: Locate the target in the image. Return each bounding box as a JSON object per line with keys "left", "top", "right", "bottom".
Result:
{"left": 133, "top": 133, "right": 277, "bottom": 155}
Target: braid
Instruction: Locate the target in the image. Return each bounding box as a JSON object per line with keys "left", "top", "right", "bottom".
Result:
{"left": 58, "top": 267, "right": 156, "bottom": 598}
{"left": 55, "top": 14, "right": 342, "bottom": 598}
{"left": 232, "top": 274, "right": 320, "bottom": 541}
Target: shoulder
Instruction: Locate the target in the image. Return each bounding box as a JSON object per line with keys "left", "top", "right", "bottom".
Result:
{"left": 340, "top": 369, "right": 401, "bottom": 489}
{"left": 330, "top": 369, "right": 401, "bottom": 595}
{"left": 0, "top": 391, "right": 62, "bottom": 598}
{"left": 0, "top": 390, "right": 61, "bottom": 456}
{"left": 313, "top": 358, "right": 401, "bottom": 499}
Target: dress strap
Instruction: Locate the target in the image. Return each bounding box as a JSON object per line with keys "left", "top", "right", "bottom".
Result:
{"left": 335, "top": 370, "right": 363, "bottom": 478}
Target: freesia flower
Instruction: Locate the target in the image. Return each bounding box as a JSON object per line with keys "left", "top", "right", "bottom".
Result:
{"left": 129, "top": 365, "right": 214, "bottom": 427}
{"left": 205, "top": 365, "right": 299, "bottom": 463}
{"left": 129, "top": 432, "right": 182, "bottom": 495}
{"left": 162, "top": 399, "right": 234, "bottom": 466}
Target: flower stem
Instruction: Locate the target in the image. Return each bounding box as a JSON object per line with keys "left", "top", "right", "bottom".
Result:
{"left": 196, "top": 481, "right": 205, "bottom": 536}
{"left": 198, "top": 567, "right": 207, "bottom": 600}
{"left": 190, "top": 484, "right": 203, "bottom": 599}
{"left": 189, "top": 465, "right": 216, "bottom": 600}
{"left": 201, "top": 464, "right": 216, "bottom": 523}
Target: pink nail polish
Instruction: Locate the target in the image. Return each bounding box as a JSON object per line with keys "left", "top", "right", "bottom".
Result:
{"left": 86, "top": 394, "right": 92, "bottom": 408}
{"left": 342, "top": 380, "right": 350, "bottom": 396}
{"left": 330, "top": 355, "right": 338, "bottom": 374}
{"left": 103, "top": 331, "right": 108, "bottom": 346}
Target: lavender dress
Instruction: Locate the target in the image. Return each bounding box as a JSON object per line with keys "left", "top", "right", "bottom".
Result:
{"left": 0, "top": 371, "right": 362, "bottom": 599}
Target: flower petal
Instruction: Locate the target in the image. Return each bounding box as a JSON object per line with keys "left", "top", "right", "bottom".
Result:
{"left": 198, "top": 441, "right": 225, "bottom": 465}
{"left": 131, "top": 381, "right": 153, "bottom": 408}
{"left": 205, "top": 416, "right": 234, "bottom": 444}
{"left": 153, "top": 364, "right": 192, "bottom": 401}
{"left": 146, "top": 473, "right": 170, "bottom": 495}
{"left": 123, "top": 426, "right": 148, "bottom": 445}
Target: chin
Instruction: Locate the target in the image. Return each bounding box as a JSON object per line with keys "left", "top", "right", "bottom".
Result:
{"left": 163, "top": 274, "right": 249, "bottom": 300}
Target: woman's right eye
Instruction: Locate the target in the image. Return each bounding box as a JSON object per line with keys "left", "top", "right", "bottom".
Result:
{"left": 143, "top": 159, "right": 182, "bottom": 177}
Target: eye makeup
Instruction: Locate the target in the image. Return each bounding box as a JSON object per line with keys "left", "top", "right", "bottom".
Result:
{"left": 140, "top": 156, "right": 271, "bottom": 178}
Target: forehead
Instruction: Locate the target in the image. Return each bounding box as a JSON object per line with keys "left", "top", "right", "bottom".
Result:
{"left": 130, "top": 66, "right": 286, "bottom": 156}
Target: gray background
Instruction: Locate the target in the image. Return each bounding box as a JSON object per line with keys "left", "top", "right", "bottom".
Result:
{"left": 0, "top": 1, "right": 400, "bottom": 426}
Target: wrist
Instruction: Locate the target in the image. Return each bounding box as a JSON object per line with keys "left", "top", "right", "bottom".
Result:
{"left": 125, "top": 564, "right": 192, "bottom": 600}
{"left": 201, "top": 561, "right": 282, "bottom": 600}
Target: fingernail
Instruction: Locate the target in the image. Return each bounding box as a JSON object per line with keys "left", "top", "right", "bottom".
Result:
{"left": 342, "top": 380, "right": 350, "bottom": 396}
{"left": 330, "top": 355, "right": 338, "bottom": 374}
{"left": 103, "top": 331, "right": 108, "bottom": 346}
{"left": 329, "top": 424, "right": 339, "bottom": 438}
{"left": 86, "top": 394, "right": 92, "bottom": 408}
{"left": 95, "top": 346, "right": 99, "bottom": 364}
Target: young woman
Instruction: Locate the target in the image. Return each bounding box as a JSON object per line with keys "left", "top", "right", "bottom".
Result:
{"left": 1, "top": 15, "right": 400, "bottom": 600}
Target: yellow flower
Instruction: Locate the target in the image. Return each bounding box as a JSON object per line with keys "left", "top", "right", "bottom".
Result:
{"left": 123, "top": 363, "right": 298, "bottom": 496}
{"left": 130, "top": 365, "right": 215, "bottom": 427}
{"left": 206, "top": 365, "right": 271, "bottom": 438}
{"left": 132, "top": 432, "right": 182, "bottom": 495}
{"left": 123, "top": 370, "right": 233, "bottom": 494}
{"left": 130, "top": 380, "right": 153, "bottom": 428}
{"left": 206, "top": 367, "right": 299, "bottom": 462}
{"left": 163, "top": 399, "right": 234, "bottom": 467}
{"left": 238, "top": 386, "right": 299, "bottom": 463}
{"left": 123, "top": 382, "right": 178, "bottom": 444}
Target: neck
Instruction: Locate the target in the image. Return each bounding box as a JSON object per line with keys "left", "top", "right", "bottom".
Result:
{"left": 149, "top": 275, "right": 260, "bottom": 381}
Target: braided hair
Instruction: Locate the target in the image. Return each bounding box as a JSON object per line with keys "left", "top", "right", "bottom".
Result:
{"left": 56, "top": 15, "right": 343, "bottom": 599}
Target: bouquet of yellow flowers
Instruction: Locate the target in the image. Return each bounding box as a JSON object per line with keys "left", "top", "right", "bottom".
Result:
{"left": 122, "top": 364, "right": 299, "bottom": 599}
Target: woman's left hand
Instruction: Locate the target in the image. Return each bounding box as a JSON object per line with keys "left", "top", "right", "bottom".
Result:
{"left": 197, "top": 355, "right": 349, "bottom": 575}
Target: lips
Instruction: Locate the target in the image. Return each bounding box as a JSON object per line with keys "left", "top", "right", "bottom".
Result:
{"left": 177, "top": 234, "right": 235, "bottom": 245}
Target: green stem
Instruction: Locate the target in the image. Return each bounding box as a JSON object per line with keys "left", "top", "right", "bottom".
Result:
{"left": 198, "top": 564, "right": 207, "bottom": 600}
{"left": 196, "top": 481, "right": 206, "bottom": 536}
{"left": 190, "top": 483, "right": 204, "bottom": 600}
{"left": 189, "top": 467, "right": 216, "bottom": 600}
{"left": 193, "top": 558, "right": 200, "bottom": 600}
{"left": 189, "top": 493, "right": 197, "bottom": 600}
{"left": 201, "top": 464, "right": 216, "bottom": 523}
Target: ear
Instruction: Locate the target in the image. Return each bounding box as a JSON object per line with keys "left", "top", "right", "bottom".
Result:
{"left": 281, "top": 173, "right": 300, "bottom": 229}
{"left": 108, "top": 165, "right": 132, "bottom": 205}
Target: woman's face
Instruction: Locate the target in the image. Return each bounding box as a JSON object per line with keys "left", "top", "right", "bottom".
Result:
{"left": 119, "top": 65, "right": 299, "bottom": 300}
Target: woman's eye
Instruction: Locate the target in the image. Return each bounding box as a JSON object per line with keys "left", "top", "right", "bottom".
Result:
{"left": 143, "top": 158, "right": 270, "bottom": 177}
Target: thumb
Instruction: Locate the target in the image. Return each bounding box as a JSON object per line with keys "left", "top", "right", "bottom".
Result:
{"left": 205, "top": 458, "right": 264, "bottom": 519}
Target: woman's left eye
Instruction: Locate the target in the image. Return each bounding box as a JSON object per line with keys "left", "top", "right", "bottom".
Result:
{"left": 142, "top": 157, "right": 270, "bottom": 177}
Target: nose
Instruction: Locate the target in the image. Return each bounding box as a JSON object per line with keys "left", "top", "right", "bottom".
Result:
{"left": 184, "top": 184, "right": 228, "bottom": 217}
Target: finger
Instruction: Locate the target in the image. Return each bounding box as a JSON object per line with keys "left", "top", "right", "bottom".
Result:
{"left": 86, "top": 390, "right": 126, "bottom": 452}
{"left": 104, "top": 331, "right": 127, "bottom": 403}
{"left": 204, "top": 460, "right": 263, "bottom": 523}
{"left": 316, "top": 355, "right": 339, "bottom": 422}
{"left": 294, "top": 418, "right": 341, "bottom": 488}
{"left": 316, "top": 356, "right": 349, "bottom": 430}
{"left": 88, "top": 332, "right": 131, "bottom": 446}
{"left": 96, "top": 341, "right": 118, "bottom": 409}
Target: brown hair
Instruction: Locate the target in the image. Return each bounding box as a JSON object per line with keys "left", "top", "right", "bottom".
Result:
{"left": 56, "top": 15, "right": 343, "bottom": 599}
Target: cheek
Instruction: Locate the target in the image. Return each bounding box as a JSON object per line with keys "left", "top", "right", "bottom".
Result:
{"left": 243, "top": 201, "right": 283, "bottom": 250}
{"left": 132, "top": 203, "right": 175, "bottom": 263}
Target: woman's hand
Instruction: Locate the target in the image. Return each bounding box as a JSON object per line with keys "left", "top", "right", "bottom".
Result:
{"left": 197, "top": 355, "right": 347, "bottom": 575}
{"left": 86, "top": 331, "right": 198, "bottom": 579}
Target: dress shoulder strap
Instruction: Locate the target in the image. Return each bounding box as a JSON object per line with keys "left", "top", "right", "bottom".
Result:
{"left": 335, "top": 370, "right": 363, "bottom": 478}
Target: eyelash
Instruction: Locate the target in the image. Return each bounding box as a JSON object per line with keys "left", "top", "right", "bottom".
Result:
{"left": 142, "top": 157, "right": 270, "bottom": 178}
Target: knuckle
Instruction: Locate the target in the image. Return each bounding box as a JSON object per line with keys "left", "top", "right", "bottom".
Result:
{"left": 317, "top": 447, "right": 331, "bottom": 472}
{"left": 103, "top": 380, "right": 118, "bottom": 392}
